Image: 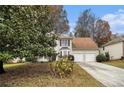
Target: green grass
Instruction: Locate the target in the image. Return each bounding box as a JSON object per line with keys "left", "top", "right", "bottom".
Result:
{"left": 103, "top": 60, "right": 124, "bottom": 69}
{"left": 3, "top": 63, "right": 28, "bottom": 69}
{"left": 0, "top": 62, "right": 103, "bottom": 87}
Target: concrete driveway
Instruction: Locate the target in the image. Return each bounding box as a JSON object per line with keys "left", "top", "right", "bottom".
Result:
{"left": 78, "top": 62, "right": 124, "bottom": 87}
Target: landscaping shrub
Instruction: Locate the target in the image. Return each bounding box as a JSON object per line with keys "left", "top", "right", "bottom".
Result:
{"left": 52, "top": 57, "right": 74, "bottom": 78}
{"left": 68, "top": 55, "right": 74, "bottom": 61}
{"left": 0, "top": 52, "right": 13, "bottom": 63}
{"left": 105, "top": 52, "right": 110, "bottom": 61}
{"left": 120, "top": 56, "right": 124, "bottom": 60}
{"left": 58, "top": 55, "right": 74, "bottom": 61}
{"left": 49, "top": 54, "right": 57, "bottom": 62}
{"left": 26, "top": 57, "right": 34, "bottom": 62}
{"left": 26, "top": 56, "right": 37, "bottom": 63}
{"left": 96, "top": 54, "right": 107, "bottom": 62}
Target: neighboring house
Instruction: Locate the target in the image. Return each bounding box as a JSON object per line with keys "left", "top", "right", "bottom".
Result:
{"left": 100, "top": 37, "right": 124, "bottom": 60}
{"left": 55, "top": 34, "right": 99, "bottom": 62}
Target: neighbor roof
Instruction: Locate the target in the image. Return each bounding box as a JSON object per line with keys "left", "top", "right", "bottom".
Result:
{"left": 72, "top": 38, "right": 98, "bottom": 50}
{"left": 102, "top": 37, "right": 124, "bottom": 47}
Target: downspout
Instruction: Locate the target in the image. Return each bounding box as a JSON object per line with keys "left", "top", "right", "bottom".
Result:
{"left": 122, "top": 41, "right": 124, "bottom": 57}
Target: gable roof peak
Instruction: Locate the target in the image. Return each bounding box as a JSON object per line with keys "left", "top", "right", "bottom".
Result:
{"left": 59, "top": 34, "right": 73, "bottom": 39}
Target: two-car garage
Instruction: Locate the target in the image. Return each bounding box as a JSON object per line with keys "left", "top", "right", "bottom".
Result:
{"left": 72, "top": 38, "right": 99, "bottom": 62}
{"left": 73, "top": 53, "right": 97, "bottom": 62}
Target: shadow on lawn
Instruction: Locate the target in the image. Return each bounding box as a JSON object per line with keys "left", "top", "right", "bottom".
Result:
{"left": 0, "top": 62, "right": 103, "bottom": 87}
{"left": 0, "top": 63, "right": 52, "bottom": 87}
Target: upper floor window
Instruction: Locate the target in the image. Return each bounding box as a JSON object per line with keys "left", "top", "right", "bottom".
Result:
{"left": 60, "top": 39, "right": 70, "bottom": 46}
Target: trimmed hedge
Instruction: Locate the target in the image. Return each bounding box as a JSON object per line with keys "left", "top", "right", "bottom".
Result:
{"left": 96, "top": 54, "right": 106, "bottom": 62}
{"left": 68, "top": 55, "right": 74, "bottom": 61}
{"left": 0, "top": 52, "right": 13, "bottom": 63}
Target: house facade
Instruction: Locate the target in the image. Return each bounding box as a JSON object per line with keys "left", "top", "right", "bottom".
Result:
{"left": 100, "top": 37, "right": 124, "bottom": 60}
{"left": 55, "top": 34, "right": 99, "bottom": 62}
{"left": 55, "top": 34, "right": 73, "bottom": 60}
{"left": 12, "top": 34, "right": 99, "bottom": 63}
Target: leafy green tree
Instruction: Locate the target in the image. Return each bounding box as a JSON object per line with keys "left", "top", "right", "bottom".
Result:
{"left": 0, "top": 52, "right": 12, "bottom": 73}
{"left": 0, "top": 6, "right": 57, "bottom": 74}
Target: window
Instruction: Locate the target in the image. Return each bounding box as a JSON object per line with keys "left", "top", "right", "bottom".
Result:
{"left": 60, "top": 39, "right": 70, "bottom": 46}
{"left": 61, "top": 50, "right": 70, "bottom": 56}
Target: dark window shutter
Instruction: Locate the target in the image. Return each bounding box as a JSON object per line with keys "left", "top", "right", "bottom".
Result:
{"left": 60, "top": 51, "right": 62, "bottom": 56}
{"left": 68, "top": 40, "right": 70, "bottom": 46}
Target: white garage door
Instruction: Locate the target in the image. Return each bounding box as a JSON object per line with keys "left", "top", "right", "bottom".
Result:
{"left": 85, "top": 54, "right": 96, "bottom": 62}
{"left": 74, "top": 53, "right": 96, "bottom": 62}
{"left": 74, "top": 54, "right": 84, "bottom": 62}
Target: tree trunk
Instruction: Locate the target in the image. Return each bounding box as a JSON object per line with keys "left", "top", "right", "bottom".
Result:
{"left": 0, "top": 60, "right": 5, "bottom": 74}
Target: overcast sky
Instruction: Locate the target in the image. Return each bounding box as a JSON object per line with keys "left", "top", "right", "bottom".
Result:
{"left": 64, "top": 5, "right": 124, "bottom": 34}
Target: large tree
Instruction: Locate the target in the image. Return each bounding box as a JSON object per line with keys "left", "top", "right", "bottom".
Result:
{"left": 0, "top": 6, "right": 57, "bottom": 74}
{"left": 49, "top": 6, "right": 69, "bottom": 34}
{"left": 94, "top": 19, "right": 111, "bottom": 46}
{"left": 74, "top": 9, "right": 111, "bottom": 47}
{"left": 74, "top": 9, "right": 96, "bottom": 38}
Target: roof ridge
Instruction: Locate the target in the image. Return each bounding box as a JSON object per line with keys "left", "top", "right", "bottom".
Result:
{"left": 103, "top": 37, "right": 124, "bottom": 47}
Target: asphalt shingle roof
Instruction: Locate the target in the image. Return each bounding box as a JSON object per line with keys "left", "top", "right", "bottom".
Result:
{"left": 103, "top": 37, "right": 124, "bottom": 47}
{"left": 72, "top": 38, "right": 98, "bottom": 50}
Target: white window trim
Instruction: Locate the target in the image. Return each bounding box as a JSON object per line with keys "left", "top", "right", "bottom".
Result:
{"left": 61, "top": 50, "right": 70, "bottom": 56}
{"left": 60, "top": 39, "right": 70, "bottom": 47}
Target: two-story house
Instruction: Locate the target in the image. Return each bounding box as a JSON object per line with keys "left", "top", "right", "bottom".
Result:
{"left": 12, "top": 34, "right": 99, "bottom": 63}
{"left": 37, "top": 34, "right": 99, "bottom": 62}
{"left": 55, "top": 34, "right": 73, "bottom": 60}
{"left": 55, "top": 34, "right": 99, "bottom": 62}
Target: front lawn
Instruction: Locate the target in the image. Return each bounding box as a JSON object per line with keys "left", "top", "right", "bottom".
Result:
{"left": 0, "top": 62, "right": 103, "bottom": 87}
{"left": 3, "top": 63, "right": 28, "bottom": 69}
{"left": 103, "top": 60, "right": 124, "bottom": 69}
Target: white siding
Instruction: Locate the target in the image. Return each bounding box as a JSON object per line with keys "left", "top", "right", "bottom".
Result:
{"left": 55, "top": 40, "right": 72, "bottom": 53}
{"left": 72, "top": 50, "right": 98, "bottom": 54}
{"left": 100, "top": 42, "right": 123, "bottom": 60}
{"left": 55, "top": 39, "right": 72, "bottom": 60}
